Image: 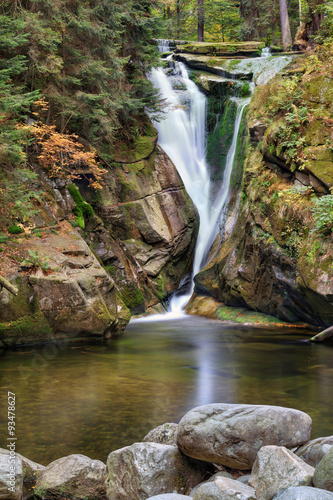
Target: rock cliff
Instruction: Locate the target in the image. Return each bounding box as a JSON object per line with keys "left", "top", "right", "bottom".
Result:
{"left": 190, "top": 48, "right": 333, "bottom": 327}
{"left": 0, "top": 125, "right": 198, "bottom": 345}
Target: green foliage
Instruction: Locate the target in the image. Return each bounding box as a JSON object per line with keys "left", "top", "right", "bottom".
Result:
{"left": 0, "top": 232, "right": 8, "bottom": 243}
{"left": 8, "top": 225, "right": 23, "bottom": 235}
{"left": 21, "top": 250, "right": 49, "bottom": 271}
{"left": 0, "top": 168, "right": 42, "bottom": 226}
{"left": 315, "top": 1, "right": 333, "bottom": 44}
{"left": 239, "top": 82, "right": 251, "bottom": 97}
{"left": 311, "top": 195, "right": 333, "bottom": 235}
{"left": 0, "top": 0, "right": 162, "bottom": 163}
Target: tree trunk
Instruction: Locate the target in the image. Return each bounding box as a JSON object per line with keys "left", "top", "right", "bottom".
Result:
{"left": 279, "top": 0, "right": 292, "bottom": 50}
{"left": 176, "top": 0, "right": 180, "bottom": 39}
{"left": 198, "top": 0, "right": 204, "bottom": 42}
{"left": 310, "top": 325, "right": 333, "bottom": 343}
{"left": 0, "top": 276, "right": 18, "bottom": 296}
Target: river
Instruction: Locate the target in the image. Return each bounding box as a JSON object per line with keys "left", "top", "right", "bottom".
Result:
{"left": 1, "top": 318, "right": 332, "bottom": 465}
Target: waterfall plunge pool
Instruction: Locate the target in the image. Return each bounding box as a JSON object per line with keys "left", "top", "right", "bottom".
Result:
{"left": 1, "top": 317, "right": 332, "bottom": 465}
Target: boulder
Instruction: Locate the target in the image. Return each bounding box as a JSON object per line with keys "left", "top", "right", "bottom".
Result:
{"left": 249, "top": 446, "right": 315, "bottom": 500}
{"left": 34, "top": 454, "right": 106, "bottom": 499}
{"left": 0, "top": 449, "right": 23, "bottom": 500}
{"left": 176, "top": 404, "right": 312, "bottom": 469}
{"left": 143, "top": 423, "right": 178, "bottom": 446}
{"left": 296, "top": 436, "right": 333, "bottom": 467}
{"left": 313, "top": 445, "right": 333, "bottom": 492}
{"left": 17, "top": 452, "right": 45, "bottom": 483}
{"left": 0, "top": 448, "right": 44, "bottom": 483}
{"left": 106, "top": 442, "right": 210, "bottom": 499}
{"left": 190, "top": 471, "right": 234, "bottom": 496}
{"left": 192, "top": 477, "right": 256, "bottom": 500}
{"left": 273, "top": 486, "right": 333, "bottom": 499}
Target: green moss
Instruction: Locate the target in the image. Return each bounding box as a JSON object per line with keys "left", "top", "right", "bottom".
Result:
{"left": 68, "top": 184, "right": 95, "bottom": 229}
{"left": 216, "top": 304, "right": 290, "bottom": 326}
{"left": 8, "top": 225, "right": 23, "bottom": 234}
{"left": 206, "top": 98, "right": 237, "bottom": 180}
{"left": 105, "top": 264, "right": 117, "bottom": 275}
{"left": 119, "top": 282, "right": 144, "bottom": 309}
{"left": 0, "top": 313, "right": 52, "bottom": 345}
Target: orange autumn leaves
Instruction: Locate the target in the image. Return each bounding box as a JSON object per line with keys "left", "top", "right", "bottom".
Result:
{"left": 28, "top": 122, "right": 106, "bottom": 190}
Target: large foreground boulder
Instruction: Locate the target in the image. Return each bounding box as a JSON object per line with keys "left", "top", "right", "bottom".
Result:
{"left": 249, "top": 446, "right": 314, "bottom": 500}
{"left": 0, "top": 449, "right": 23, "bottom": 500}
{"left": 176, "top": 404, "right": 312, "bottom": 469}
{"left": 313, "top": 445, "right": 333, "bottom": 492}
{"left": 273, "top": 486, "right": 333, "bottom": 499}
{"left": 34, "top": 454, "right": 106, "bottom": 499}
{"left": 106, "top": 442, "right": 210, "bottom": 499}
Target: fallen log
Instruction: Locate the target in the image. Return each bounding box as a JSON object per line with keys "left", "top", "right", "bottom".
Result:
{"left": 310, "top": 325, "right": 333, "bottom": 343}
{"left": 0, "top": 275, "right": 18, "bottom": 296}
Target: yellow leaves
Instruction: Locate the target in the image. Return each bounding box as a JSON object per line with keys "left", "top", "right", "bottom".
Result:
{"left": 30, "top": 122, "right": 106, "bottom": 189}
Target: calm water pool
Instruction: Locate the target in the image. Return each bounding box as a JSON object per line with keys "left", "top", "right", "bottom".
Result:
{"left": 0, "top": 317, "right": 332, "bottom": 465}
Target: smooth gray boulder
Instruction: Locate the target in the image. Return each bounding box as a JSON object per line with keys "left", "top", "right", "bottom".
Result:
{"left": 0, "top": 449, "right": 23, "bottom": 500}
{"left": 34, "top": 454, "right": 106, "bottom": 499}
{"left": 176, "top": 404, "right": 312, "bottom": 469}
{"left": 313, "top": 445, "right": 333, "bottom": 492}
{"left": 190, "top": 471, "right": 234, "bottom": 496}
{"left": 237, "top": 475, "right": 252, "bottom": 485}
{"left": 143, "top": 423, "right": 178, "bottom": 446}
{"left": 296, "top": 436, "right": 333, "bottom": 467}
{"left": 273, "top": 486, "right": 333, "bottom": 499}
{"left": 106, "top": 442, "right": 210, "bottom": 499}
{"left": 147, "top": 495, "right": 192, "bottom": 499}
{"left": 249, "top": 446, "right": 315, "bottom": 500}
{"left": 192, "top": 477, "right": 256, "bottom": 500}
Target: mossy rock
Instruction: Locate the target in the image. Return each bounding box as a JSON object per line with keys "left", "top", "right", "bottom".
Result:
{"left": 304, "top": 146, "right": 333, "bottom": 188}
{"left": 176, "top": 41, "right": 262, "bottom": 57}
{"left": 113, "top": 131, "right": 158, "bottom": 163}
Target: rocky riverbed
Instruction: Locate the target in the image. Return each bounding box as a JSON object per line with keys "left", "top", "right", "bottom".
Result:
{"left": 2, "top": 404, "right": 333, "bottom": 499}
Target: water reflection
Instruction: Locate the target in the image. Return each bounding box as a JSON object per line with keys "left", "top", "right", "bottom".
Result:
{"left": 0, "top": 317, "right": 332, "bottom": 465}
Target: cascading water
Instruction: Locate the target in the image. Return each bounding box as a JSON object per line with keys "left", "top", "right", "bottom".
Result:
{"left": 149, "top": 61, "right": 251, "bottom": 316}
{"left": 137, "top": 42, "right": 293, "bottom": 322}
{"left": 156, "top": 39, "right": 170, "bottom": 53}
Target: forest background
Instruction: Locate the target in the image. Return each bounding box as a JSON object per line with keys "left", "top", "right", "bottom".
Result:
{"left": 0, "top": 0, "right": 332, "bottom": 232}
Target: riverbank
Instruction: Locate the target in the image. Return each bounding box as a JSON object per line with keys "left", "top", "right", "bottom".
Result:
{"left": 2, "top": 403, "right": 333, "bottom": 500}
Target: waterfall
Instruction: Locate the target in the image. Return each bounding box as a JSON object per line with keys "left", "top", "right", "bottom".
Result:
{"left": 156, "top": 39, "right": 170, "bottom": 53}
{"left": 261, "top": 47, "right": 271, "bottom": 57}
{"left": 149, "top": 62, "right": 250, "bottom": 316}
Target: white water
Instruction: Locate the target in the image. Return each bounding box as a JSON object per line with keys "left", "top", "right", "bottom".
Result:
{"left": 147, "top": 62, "right": 250, "bottom": 318}
{"left": 156, "top": 39, "right": 170, "bottom": 53}
{"left": 133, "top": 47, "right": 293, "bottom": 322}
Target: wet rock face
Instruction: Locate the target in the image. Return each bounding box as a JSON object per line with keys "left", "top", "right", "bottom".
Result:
{"left": 176, "top": 404, "right": 312, "bottom": 470}
{"left": 92, "top": 145, "right": 198, "bottom": 310}
{"left": 0, "top": 221, "right": 130, "bottom": 346}
{"left": 195, "top": 212, "right": 333, "bottom": 327}
{"left": 106, "top": 442, "right": 210, "bottom": 499}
